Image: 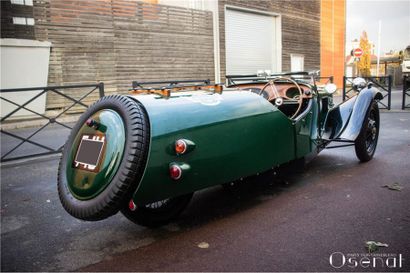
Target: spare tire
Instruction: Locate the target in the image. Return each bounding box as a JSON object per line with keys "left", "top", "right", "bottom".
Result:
{"left": 58, "top": 95, "right": 150, "bottom": 221}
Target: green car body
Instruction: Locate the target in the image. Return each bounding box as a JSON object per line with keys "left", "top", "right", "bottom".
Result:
{"left": 131, "top": 91, "right": 303, "bottom": 205}
{"left": 59, "top": 75, "right": 382, "bottom": 226}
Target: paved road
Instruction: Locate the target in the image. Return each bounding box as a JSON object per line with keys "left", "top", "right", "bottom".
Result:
{"left": 1, "top": 111, "right": 409, "bottom": 272}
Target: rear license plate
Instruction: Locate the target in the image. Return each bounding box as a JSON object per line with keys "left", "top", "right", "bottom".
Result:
{"left": 74, "top": 135, "right": 105, "bottom": 172}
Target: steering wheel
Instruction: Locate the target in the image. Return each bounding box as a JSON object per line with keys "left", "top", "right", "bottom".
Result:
{"left": 259, "top": 77, "right": 304, "bottom": 119}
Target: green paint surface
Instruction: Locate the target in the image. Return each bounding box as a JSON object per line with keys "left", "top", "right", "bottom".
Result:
{"left": 130, "top": 91, "right": 297, "bottom": 205}
{"left": 295, "top": 99, "right": 319, "bottom": 158}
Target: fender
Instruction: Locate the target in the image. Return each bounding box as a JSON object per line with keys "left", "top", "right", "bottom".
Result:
{"left": 322, "top": 96, "right": 357, "bottom": 140}
{"left": 339, "top": 87, "right": 383, "bottom": 141}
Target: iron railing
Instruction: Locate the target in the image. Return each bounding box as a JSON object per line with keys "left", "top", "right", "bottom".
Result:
{"left": 342, "top": 76, "right": 392, "bottom": 110}
{"left": 0, "top": 83, "right": 104, "bottom": 162}
{"left": 403, "top": 75, "right": 410, "bottom": 110}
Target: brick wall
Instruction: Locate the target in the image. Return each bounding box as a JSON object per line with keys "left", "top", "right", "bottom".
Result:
{"left": 2, "top": 0, "right": 321, "bottom": 110}
{"left": 218, "top": 0, "right": 321, "bottom": 79}
{"left": 32, "top": 0, "right": 214, "bottom": 110}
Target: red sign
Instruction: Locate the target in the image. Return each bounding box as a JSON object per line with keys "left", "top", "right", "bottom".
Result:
{"left": 353, "top": 48, "right": 363, "bottom": 58}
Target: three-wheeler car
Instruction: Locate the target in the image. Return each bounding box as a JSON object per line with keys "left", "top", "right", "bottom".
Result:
{"left": 58, "top": 72, "right": 382, "bottom": 226}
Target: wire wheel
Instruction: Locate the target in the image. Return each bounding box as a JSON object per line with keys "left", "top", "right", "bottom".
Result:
{"left": 365, "top": 110, "right": 378, "bottom": 155}
{"left": 355, "top": 101, "right": 379, "bottom": 162}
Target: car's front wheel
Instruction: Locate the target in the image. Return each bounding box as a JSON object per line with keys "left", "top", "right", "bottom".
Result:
{"left": 121, "top": 193, "right": 193, "bottom": 227}
{"left": 355, "top": 101, "right": 379, "bottom": 162}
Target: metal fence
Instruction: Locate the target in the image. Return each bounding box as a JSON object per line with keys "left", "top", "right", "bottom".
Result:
{"left": 0, "top": 83, "right": 104, "bottom": 162}
{"left": 403, "top": 75, "right": 410, "bottom": 110}
{"left": 342, "top": 76, "right": 392, "bottom": 110}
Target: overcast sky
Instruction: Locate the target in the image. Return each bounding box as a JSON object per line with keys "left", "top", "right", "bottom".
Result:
{"left": 346, "top": 0, "right": 410, "bottom": 54}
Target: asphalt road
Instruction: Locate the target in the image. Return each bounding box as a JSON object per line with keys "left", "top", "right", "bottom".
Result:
{"left": 1, "top": 110, "right": 409, "bottom": 272}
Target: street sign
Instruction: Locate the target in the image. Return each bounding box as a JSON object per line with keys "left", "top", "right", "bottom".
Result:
{"left": 353, "top": 48, "right": 363, "bottom": 58}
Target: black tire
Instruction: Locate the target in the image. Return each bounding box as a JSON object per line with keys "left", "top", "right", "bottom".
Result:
{"left": 58, "top": 95, "right": 150, "bottom": 221}
{"left": 121, "top": 193, "right": 193, "bottom": 227}
{"left": 355, "top": 101, "right": 379, "bottom": 162}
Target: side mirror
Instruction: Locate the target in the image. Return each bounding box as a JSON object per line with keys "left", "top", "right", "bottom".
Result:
{"left": 352, "top": 77, "right": 367, "bottom": 91}
{"left": 324, "top": 83, "right": 337, "bottom": 94}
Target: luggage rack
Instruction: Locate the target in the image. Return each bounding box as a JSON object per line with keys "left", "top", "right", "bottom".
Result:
{"left": 130, "top": 79, "right": 223, "bottom": 98}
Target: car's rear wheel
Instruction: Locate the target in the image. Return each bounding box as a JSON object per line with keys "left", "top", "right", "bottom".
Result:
{"left": 355, "top": 101, "right": 379, "bottom": 162}
{"left": 58, "top": 95, "right": 150, "bottom": 221}
{"left": 121, "top": 193, "right": 193, "bottom": 227}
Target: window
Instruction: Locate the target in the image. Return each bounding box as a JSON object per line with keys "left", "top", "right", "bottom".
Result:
{"left": 12, "top": 17, "right": 35, "bottom": 25}
{"left": 11, "top": 0, "right": 24, "bottom": 5}
{"left": 11, "top": 0, "right": 33, "bottom": 6}
{"left": 12, "top": 17, "right": 26, "bottom": 25}
{"left": 158, "top": 0, "right": 208, "bottom": 11}
{"left": 291, "top": 54, "right": 304, "bottom": 72}
{"left": 26, "top": 18, "right": 35, "bottom": 25}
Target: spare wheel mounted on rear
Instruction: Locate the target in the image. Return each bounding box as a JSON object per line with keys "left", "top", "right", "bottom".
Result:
{"left": 58, "top": 95, "right": 150, "bottom": 221}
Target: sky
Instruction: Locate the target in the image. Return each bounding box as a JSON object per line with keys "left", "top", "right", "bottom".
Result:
{"left": 346, "top": 0, "right": 410, "bottom": 55}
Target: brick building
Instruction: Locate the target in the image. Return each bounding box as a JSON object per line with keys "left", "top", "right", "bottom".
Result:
{"left": 0, "top": 0, "right": 339, "bottom": 111}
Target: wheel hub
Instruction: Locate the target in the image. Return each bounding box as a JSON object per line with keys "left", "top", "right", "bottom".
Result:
{"left": 66, "top": 110, "right": 126, "bottom": 200}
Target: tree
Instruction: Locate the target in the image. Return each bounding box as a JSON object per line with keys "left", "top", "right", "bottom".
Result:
{"left": 358, "top": 31, "right": 371, "bottom": 77}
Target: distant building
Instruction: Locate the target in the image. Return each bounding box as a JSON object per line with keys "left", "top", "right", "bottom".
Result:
{"left": 345, "top": 47, "right": 402, "bottom": 86}
{"left": 346, "top": 38, "right": 375, "bottom": 56}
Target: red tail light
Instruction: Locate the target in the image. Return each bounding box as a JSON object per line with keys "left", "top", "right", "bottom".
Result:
{"left": 169, "top": 164, "right": 182, "bottom": 180}
{"left": 128, "top": 200, "right": 137, "bottom": 211}
{"left": 175, "top": 139, "right": 187, "bottom": 155}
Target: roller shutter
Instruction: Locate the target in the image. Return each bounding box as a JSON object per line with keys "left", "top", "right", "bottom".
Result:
{"left": 225, "top": 8, "right": 277, "bottom": 75}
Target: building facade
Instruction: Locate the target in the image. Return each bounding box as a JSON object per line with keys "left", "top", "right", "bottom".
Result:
{"left": 320, "top": 0, "right": 346, "bottom": 87}
{"left": 1, "top": 0, "right": 326, "bottom": 111}
{"left": 160, "top": 0, "right": 322, "bottom": 82}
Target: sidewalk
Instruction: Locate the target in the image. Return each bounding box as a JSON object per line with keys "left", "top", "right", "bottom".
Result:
{"left": 0, "top": 122, "right": 73, "bottom": 162}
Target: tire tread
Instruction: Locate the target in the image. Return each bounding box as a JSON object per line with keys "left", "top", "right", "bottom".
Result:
{"left": 57, "top": 95, "right": 150, "bottom": 221}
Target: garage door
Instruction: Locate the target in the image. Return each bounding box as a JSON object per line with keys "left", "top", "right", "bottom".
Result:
{"left": 225, "top": 8, "right": 277, "bottom": 75}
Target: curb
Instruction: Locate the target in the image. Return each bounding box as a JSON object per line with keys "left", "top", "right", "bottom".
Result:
{"left": 1, "top": 114, "right": 82, "bottom": 130}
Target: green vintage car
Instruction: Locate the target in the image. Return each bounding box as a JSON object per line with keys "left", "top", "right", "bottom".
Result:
{"left": 58, "top": 73, "right": 382, "bottom": 227}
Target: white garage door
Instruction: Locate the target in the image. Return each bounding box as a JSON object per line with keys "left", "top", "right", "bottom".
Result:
{"left": 225, "top": 8, "right": 277, "bottom": 75}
